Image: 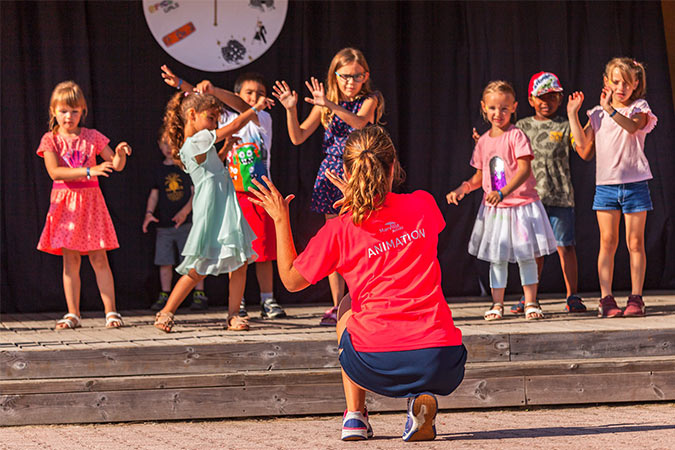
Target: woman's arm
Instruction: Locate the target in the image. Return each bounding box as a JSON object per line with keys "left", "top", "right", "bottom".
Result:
{"left": 304, "top": 77, "right": 377, "bottom": 129}
{"left": 272, "top": 80, "right": 322, "bottom": 145}
{"left": 248, "top": 176, "right": 310, "bottom": 292}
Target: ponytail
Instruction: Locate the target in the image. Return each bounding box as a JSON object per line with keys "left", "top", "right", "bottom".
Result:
{"left": 341, "top": 126, "right": 404, "bottom": 225}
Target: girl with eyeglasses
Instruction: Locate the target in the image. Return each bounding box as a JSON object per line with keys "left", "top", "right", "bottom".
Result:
{"left": 272, "top": 47, "right": 384, "bottom": 326}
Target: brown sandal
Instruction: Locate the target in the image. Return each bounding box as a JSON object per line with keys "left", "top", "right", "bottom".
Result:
{"left": 154, "top": 311, "right": 175, "bottom": 333}
{"left": 227, "top": 315, "right": 250, "bottom": 331}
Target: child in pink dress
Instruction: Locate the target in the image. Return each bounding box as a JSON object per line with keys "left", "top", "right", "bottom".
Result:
{"left": 37, "top": 81, "right": 132, "bottom": 329}
{"left": 447, "top": 81, "right": 557, "bottom": 321}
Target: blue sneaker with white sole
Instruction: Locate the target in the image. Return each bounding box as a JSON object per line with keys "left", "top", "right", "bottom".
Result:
{"left": 402, "top": 393, "right": 438, "bottom": 441}
{"left": 341, "top": 410, "right": 370, "bottom": 441}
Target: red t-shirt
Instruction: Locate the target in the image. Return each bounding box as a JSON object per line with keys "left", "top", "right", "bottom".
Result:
{"left": 293, "top": 191, "right": 462, "bottom": 352}
{"left": 470, "top": 125, "right": 538, "bottom": 207}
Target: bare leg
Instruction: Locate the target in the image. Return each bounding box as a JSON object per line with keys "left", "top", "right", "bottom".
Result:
{"left": 255, "top": 260, "right": 274, "bottom": 293}
{"left": 159, "top": 265, "right": 173, "bottom": 292}
{"left": 596, "top": 210, "right": 621, "bottom": 298}
{"left": 61, "top": 249, "right": 82, "bottom": 318}
{"left": 228, "top": 263, "right": 248, "bottom": 317}
{"left": 336, "top": 303, "right": 366, "bottom": 414}
{"left": 523, "top": 283, "right": 542, "bottom": 319}
{"left": 160, "top": 269, "right": 206, "bottom": 314}
{"left": 88, "top": 250, "right": 116, "bottom": 315}
{"left": 195, "top": 279, "right": 205, "bottom": 291}
{"left": 326, "top": 214, "right": 345, "bottom": 307}
{"left": 624, "top": 211, "right": 647, "bottom": 296}
{"left": 557, "top": 245, "right": 579, "bottom": 297}
{"left": 535, "top": 255, "right": 545, "bottom": 280}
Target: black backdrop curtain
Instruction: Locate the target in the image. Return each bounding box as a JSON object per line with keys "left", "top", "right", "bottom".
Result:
{"left": 2, "top": 1, "right": 674, "bottom": 313}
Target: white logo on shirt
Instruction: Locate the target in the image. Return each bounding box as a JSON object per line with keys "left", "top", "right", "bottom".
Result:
{"left": 378, "top": 221, "right": 404, "bottom": 233}
{"left": 367, "top": 228, "right": 426, "bottom": 258}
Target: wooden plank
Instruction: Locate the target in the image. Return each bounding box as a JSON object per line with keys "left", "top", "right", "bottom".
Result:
{"left": 462, "top": 333, "right": 510, "bottom": 362}
{"left": 509, "top": 329, "right": 675, "bottom": 361}
{"left": 525, "top": 371, "right": 675, "bottom": 405}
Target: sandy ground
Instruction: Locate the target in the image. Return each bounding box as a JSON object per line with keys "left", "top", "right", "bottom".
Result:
{"left": 2, "top": 403, "right": 674, "bottom": 449}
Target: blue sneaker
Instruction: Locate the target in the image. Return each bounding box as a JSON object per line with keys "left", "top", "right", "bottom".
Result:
{"left": 402, "top": 393, "right": 438, "bottom": 441}
{"left": 341, "top": 410, "right": 369, "bottom": 441}
{"left": 260, "top": 297, "right": 287, "bottom": 319}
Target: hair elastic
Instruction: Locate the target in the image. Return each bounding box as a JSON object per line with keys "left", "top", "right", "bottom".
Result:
{"left": 609, "top": 108, "right": 618, "bottom": 118}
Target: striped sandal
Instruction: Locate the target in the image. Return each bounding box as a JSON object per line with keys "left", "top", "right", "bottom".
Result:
{"left": 105, "top": 312, "right": 124, "bottom": 328}
{"left": 55, "top": 313, "right": 81, "bottom": 330}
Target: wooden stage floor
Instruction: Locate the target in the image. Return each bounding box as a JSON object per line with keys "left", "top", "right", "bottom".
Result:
{"left": 2, "top": 292, "right": 675, "bottom": 425}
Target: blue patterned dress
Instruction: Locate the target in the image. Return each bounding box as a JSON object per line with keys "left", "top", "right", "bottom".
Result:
{"left": 311, "top": 96, "right": 369, "bottom": 214}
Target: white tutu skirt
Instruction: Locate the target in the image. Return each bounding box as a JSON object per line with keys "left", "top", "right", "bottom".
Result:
{"left": 468, "top": 200, "right": 557, "bottom": 263}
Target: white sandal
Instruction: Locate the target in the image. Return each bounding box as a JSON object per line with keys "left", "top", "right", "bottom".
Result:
{"left": 105, "top": 312, "right": 124, "bottom": 328}
{"left": 484, "top": 303, "right": 504, "bottom": 321}
{"left": 55, "top": 313, "right": 81, "bottom": 330}
{"left": 524, "top": 303, "right": 544, "bottom": 320}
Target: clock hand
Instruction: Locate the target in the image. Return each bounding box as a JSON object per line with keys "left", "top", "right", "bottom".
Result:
{"left": 214, "top": 0, "right": 217, "bottom": 26}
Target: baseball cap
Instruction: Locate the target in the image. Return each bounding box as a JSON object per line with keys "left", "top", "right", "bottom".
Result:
{"left": 528, "top": 72, "right": 564, "bottom": 97}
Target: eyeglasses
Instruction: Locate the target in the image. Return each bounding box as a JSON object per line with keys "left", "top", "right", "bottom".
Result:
{"left": 335, "top": 72, "right": 367, "bottom": 83}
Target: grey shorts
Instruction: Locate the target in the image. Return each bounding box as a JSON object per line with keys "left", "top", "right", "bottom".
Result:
{"left": 154, "top": 224, "right": 191, "bottom": 266}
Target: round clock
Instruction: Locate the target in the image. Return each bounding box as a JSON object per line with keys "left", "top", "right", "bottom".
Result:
{"left": 143, "top": 0, "right": 288, "bottom": 72}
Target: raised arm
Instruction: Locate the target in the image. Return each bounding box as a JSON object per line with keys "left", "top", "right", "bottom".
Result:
{"left": 304, "top": 77, "right": 377, "bottom": 129}
{"left": 566, "top": 91, "right": 595, "bottom": 161}
{"left": 248, "top": 177, "right": 309, "bottom": 292}
{"left": 214, "top": 96, "right": 272, "bottom": 143}
{"left": 194, "top": 80, "right": 252, "bottom": 116}
{"left": 272, "top": 80, "right": 322, "bottom": 145}
{"left": 160, "top": 65, "right": 195, "bottom": 92}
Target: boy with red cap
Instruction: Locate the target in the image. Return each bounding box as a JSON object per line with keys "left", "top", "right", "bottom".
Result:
{"left": 514, "top": 72, "right": 586, "bottom": 314}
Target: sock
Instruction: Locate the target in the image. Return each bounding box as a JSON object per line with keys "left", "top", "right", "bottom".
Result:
{"left": 260, "top": 292, "right": 273, "bottom": 303}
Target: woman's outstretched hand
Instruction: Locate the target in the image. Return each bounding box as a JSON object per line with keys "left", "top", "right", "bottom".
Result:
{"left": 248, "top": 176, "right": 295, "bottom": 223}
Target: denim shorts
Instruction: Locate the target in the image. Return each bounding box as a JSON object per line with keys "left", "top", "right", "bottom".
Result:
{"left": 592, "top": 181, "right": 653, "bottom": 214}
{"left": 338, "top": 329, "right": 467, "bottom": 398}
{"left": 544, "top": 205, "right": 575, "bottom": 247}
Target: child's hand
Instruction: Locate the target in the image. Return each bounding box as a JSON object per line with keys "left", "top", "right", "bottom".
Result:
{"left": 142, "top": 212, "right": 158, "bottom": 233}
{"left": 161, "top": 65, "right": 180, "bottom": 89}
{"left": 90, "top": 161, "right": 114, "bottom": 177}
{"left": 567, "top": 91, "right": 584, "bottom": 115}
{"left": 195, "top": 80, "right": 214, "bottom": 94}
{"left": 253, "top": 95, "right": 274, "bottom": 111}
{"left": 471, "top": 127, "right": 480, "bottom": 144}
{"left": 304, "top": 77, "right": 327, "bottom": 107}
{"left": 272, "top": 81, "right": 298, "bottom": 110}
{"left": 600, "top": 86, "right": 613, "bottom": 112}
{"left": 485, "top": 190, "right": 502, "bottom": 206}
{"left": 172, "top": 210, "right": 188, "bottom": 228}
{"left": 115, "top": 142, "right": 132, "bottom": 156}
{"left": 446, "top": 189, "right": 465, "bottom": 205}
{"left": 248, "top": 176, "right": 295, "bottom": 224}
{"left": 218, "top": 136, "right": 238, "bottom": 161}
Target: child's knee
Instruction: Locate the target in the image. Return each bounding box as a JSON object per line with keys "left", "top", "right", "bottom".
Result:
{"left": 187, "top": 269, "right": 206, "bottom": 282}
{"left": 626, "top": 235, "right": 645, "bottom": 253}
{"left": 599, "top": 233, "right": 619, "bottom": 250}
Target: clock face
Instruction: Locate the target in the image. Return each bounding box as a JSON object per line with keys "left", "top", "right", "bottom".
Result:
{"left": 143, "top": 0, "right": 288, "bottom": 72}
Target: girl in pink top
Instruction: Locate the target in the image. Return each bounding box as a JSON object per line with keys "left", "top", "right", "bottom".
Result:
{"left": 249, "top": 126, "right": 466, "bottom": 442}
{"left": 447, "top": 81, "right": 557, "bottom": 321}
{"left": 37, "top": 81, "right": 132, "bottom": 329}
{"left": 568, "top": 58, "right": 658, "bottom": 318}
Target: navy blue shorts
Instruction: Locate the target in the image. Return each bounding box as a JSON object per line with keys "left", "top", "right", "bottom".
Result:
{"left": 593, "top": 181, "right": 653, "bottom": 214}
{"left": 543, "top": 205, "right": 575, "bottom": 247}
{"left": 338, "top": 329, "right": 467, "bottom": 398}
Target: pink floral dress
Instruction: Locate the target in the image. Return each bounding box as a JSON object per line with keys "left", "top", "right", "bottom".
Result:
{"left": 37, "top": 128, "right": 119, "bottom": 255}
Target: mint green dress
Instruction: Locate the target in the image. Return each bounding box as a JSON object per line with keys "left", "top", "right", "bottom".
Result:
{"left": 176, "top": 129, "right": 257, "bottom": 275}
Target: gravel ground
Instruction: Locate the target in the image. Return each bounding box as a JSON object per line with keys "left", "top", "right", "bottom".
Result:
{"left": 2, "top": 403, "right": 674, "bottom": 449}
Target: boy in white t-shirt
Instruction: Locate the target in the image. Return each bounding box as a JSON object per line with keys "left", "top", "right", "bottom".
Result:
{"left": 161, "top": 66, "right": 286, "bottom": 319}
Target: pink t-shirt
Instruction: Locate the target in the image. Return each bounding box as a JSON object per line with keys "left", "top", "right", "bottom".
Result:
{"left": 586, "top": 99, "right": 657, "bottom": 185}
{"left": 470, "top": 125, "right": 539, "bottom": 207}
{"left": 37, "top": 128, "right": 109, "bottom": 182}
{"left": 293, "top": 191, "right": 462, "bottom": 353}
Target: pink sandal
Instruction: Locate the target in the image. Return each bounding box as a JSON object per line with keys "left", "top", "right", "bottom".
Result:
{"left": 320, "top": 306, "right": 338, "bottom": 326}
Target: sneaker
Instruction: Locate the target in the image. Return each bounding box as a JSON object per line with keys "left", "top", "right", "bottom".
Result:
{"left": 190, "top": 290, "right": 209, "bottom": 310}
{"left": 510, "top": 296, "right": 525, "bottom": 314}
{"left": 364, "top": 406, "right": 374, "bottom": 438}
{"left": 341, "top": 410, "right": 368, "bottom": 441}
{"left": 151, "top": 292, "right": 169, "bottom": 311}
{"left": 238, "top": 298, "right": 249, "bottom": 318}
{"left": 402, "top": 393, "right": 438, "bottom": 441}
{"left": 623, "top": 294, "right": 646, "bottom": 317}
{"left": 260, "top": 297, "right": 287, "bottom": 319}
{"left": 565, "top": 295, "right": 587, "bottom": 313}
{"left": 598, "top": 295, "right": 622, "bottom": 318}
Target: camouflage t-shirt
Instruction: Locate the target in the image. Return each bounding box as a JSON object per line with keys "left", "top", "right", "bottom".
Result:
{"left": 515, "top": 116, "right": 575, "bottom": 207}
